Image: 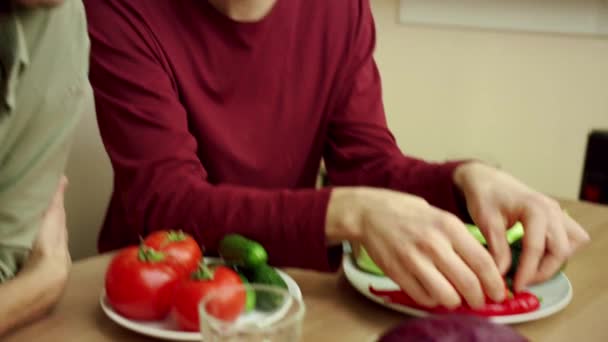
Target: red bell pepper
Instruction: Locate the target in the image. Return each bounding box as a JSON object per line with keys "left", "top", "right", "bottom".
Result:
{"left": 369, "top": 286, "right": 540, "bottom": 317}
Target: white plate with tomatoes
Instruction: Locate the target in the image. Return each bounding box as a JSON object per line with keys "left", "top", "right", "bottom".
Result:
{"left": 343, "top": 253, "right": 573, "bottom": 325}
{"left": 101, "top": 231, "right": 303, "bottom": 341}
{"left": 101, "top": 257, "right": 302, "bottom": 341}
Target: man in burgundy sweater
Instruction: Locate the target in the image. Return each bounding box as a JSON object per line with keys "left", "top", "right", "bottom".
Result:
{"left": 84, "top": 0, "right": 589, "bottom": 309}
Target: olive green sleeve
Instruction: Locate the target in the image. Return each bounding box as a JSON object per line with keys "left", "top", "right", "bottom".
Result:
{"left": 0, "top": 247, "right": 28, "bottom": 282}
{"left": 0, "top": 0, "right": 93, "bottom": 282}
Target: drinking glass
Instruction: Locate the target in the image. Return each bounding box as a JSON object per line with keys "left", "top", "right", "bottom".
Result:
{"left": 199, "top": 284, "right": 305, "bottom": 341}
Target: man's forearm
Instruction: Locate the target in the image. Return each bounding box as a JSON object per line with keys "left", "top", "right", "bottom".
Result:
{"left": 327, "top": 150, "right": 470, "bottom": 218}
{"left": 0, "top": 265, "right": 67, "bottom": 337}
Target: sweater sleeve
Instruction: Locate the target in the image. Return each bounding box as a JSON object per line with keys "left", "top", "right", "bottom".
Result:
{"left": 85, "top": 0, "right": 339, "bottom": 271}
{"left": 324, "top": 0, "right": 469, "bottom": 220}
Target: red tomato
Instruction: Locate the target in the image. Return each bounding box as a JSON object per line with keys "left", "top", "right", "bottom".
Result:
{"left": 172, "top": 265, "right": 246, "bottom": 331}
{"left": 105, "top": 246, "right": 179, "bottom": 321}
{"left": 145, "top": 230, "right": 202, "bottom": 277}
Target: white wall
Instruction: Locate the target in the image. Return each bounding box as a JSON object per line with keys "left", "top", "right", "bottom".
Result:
{"left": 372, "top": 0, "right": 608, "bottom": 199}
{"left": 398, "top": 0, "right": 608, "bottom": 36}
{"left": 64, "top": 111, "right": 113, "bottom": 260}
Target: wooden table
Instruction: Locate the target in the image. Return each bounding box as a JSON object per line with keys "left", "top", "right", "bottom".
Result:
{"left": 5, "top": 200, "right": 608, "bottom": 341}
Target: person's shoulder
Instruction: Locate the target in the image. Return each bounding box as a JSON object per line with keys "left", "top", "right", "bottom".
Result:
{"left": 31, "top": 0, "right": 86, "bottom": 23}
{"left": 21, "top": 0, "right": 90, "bottom": 73}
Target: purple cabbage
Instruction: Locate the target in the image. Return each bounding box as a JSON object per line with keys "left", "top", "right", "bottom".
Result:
{"left": 379, "top": 314, "right": 528, "bottom": 342}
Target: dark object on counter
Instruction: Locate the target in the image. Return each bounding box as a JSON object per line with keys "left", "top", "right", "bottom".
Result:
{"left": 378, "top": 314, "right": 528, "bottom": 342}
{"left": 580, "top": 130, "right": 608, "bottom": 204}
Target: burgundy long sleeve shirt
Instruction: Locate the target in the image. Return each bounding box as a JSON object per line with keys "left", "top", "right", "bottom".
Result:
{"left": 85, "top": 0, "right": 466, "bottom": 271}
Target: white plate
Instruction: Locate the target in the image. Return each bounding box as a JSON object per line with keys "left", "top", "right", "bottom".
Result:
{"left": 343, "top": 254, "right": 572, "bottom": 325}
{"left": 100, "top": 258, "right": 302, "bottom": 341}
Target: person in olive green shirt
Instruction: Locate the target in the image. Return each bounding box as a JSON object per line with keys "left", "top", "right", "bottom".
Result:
{"left": 0, "top": 0, "right": 93, "bottom": 336}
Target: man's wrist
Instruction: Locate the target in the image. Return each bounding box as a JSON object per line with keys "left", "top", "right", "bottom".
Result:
{"left": 22, "top": 254, "right": 69, "bottom": 296}
{"left": 453, "top": 161, "right": 485, "bottom": 192}
{"left": 325, "top": 187, "right": 364, "bottom": 245}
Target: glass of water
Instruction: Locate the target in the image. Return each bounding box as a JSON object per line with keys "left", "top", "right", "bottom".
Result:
{"left": 199, "top": 284, "right": 305, "bottom": 341}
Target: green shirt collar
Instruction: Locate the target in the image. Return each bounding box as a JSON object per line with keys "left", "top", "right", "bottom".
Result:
{"left": 0, "top": 9, "right": 30, "bottom": 113}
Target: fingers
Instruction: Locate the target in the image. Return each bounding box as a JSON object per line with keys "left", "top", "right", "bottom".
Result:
{"left": 476, "top": 209, "right": 511, "bottom": 275}
{"left": 395, "top": 269, "right": 438, "bottom": 309}
{"left": 444, "top": 217, "right": 505, "bottom": 303}
{"left": 375, "top": 231, "right": 463, "bottom": 309}
{"left": 514, "top": 207, "right": 547, "bottom": 291}
{"left": 39, "top": 176, "right": 69, "bottom": 248}
{"left": 53, "top": 176, "right": 68, "bottom": 208}
{"left": 430, "top": 245, "right": 485, "bottom": 308}
{"left": 564, "top": 213, "right": 590, "bottom": 251}
{"left": 419, "top": 211, "right": 505, "bottom": 308}
{"left": 532, "top": 207, "right": 570, "bottom": 283}
{"left": 368, "top": 243, "right": 437, "bottom": 308}
{"left": 531, "top": 211, "right": 590, "bottom": 284}
{"left": 434, "top": 214, "right": 505, "bottom": 304}
{"left": 45, "top": 176, "right": 68, "bottom": 218}
{"left": 402, "top": 244, "right": 462, "bottom": 309}
{"left": 59, "top": 175, "right": 68, "bottom": 191}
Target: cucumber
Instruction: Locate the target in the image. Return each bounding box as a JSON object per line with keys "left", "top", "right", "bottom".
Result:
{"left": 250, "top": 264, "right": 288, "bottom": 311}
{"left": 466, "top": 222, "right": 525, "bottom": 246}
{"left": 466, "top": 224, "right": 488, "bottom": 245}
{"left": 506, "top": 222, "right": 524, "bottom": 245}
{"left": 219, "top": 234, "right": 268, "bottom": 268}
{"left": 511, "top": 238, "right": 523, "bottom": 251}
{"left": 237, "top": 273, "right": 256, "bottom": 312}
{"left": 356, "top": 247, "right": 385, "bottom": 276}
{"left": 508, "top": 242, "right": 567, "bottom": 279}
{"left": 507, "top": 247, "right": 522, "bottom": 278}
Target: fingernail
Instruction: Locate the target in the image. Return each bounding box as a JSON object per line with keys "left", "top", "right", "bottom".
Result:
{"left": 471, "top": 298, "right": 484, "bottom": 309}
{"left": 499, "top": 260, "right": 510, "bottom": 275}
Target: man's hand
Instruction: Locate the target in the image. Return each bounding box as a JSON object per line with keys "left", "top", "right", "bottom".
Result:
{"left": 453, "top": 162, "right": 590, "bottom": 292}
{"left": 0, "top": 176, "right": 71, "bottom": 337}
{"left": 326, "top": 187, "right": 506, "bottom": 309}
{"left": 21, "top": 176, "right": 71, "bottom": 290}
